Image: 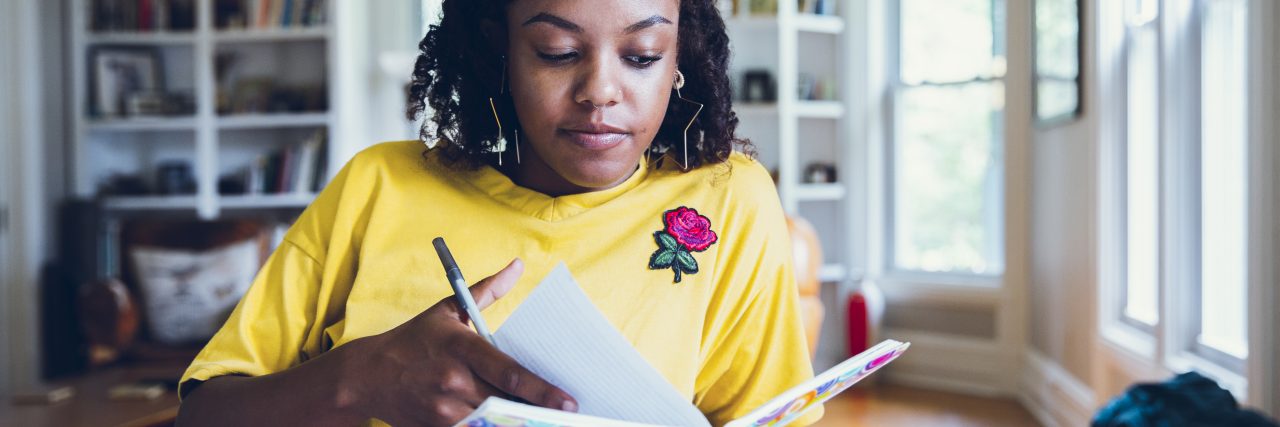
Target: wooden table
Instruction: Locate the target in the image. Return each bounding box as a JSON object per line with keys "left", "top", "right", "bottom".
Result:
{"left": 1, "top": 364, "right": 184, "bottom": 427}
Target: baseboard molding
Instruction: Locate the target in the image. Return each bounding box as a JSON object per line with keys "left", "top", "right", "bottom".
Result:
{"left": 880, "top": 329, "right": 1015, "bottom": 397}
{"left": 1019, "top": 350, "right": 1097, "bottom": 427}
{"left": 884, "top": 369, "right": 1009, "bottom": 397}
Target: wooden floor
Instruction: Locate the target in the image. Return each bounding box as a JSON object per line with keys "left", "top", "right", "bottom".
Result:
{"left": 813, "top": 383, "right": 1042, "bottom": 427}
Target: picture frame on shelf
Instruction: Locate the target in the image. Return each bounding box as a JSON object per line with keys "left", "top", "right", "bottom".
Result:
{"left": 804, "top": 162, "right": 838, "bottom": 183}
{"left": 741, "top": 69, "right": 776, "bottom": 103}
{"left": 1033, "top": 0, "right": 1083, "bottom": 127}
{"left": 226, "top": 77, "right": 275, "bottom": 114}
{"left": 91, "top": 47, "right": 164, "bottom": 118}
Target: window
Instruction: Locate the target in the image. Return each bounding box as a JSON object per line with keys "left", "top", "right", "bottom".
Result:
{"left": 1102, "top": 0, "right": 1256, "bottom": 387}
{"left": 1195, "top": 0, "right": 1249, "bottom": 364}
{"left": 1122, "top": 0, "right": 1160, "bottom": 328}
{"left": 889, "top": 0, "right": 1006, "bottom": 276}
{"left": 1034, "top": 0, "right": 1082, "bottom": 122}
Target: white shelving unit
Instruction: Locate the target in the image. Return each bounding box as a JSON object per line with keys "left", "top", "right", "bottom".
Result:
{"left": 69, "top": 0, "right": 338, "bottom": 219}
{"left": 212, "top": 26, "right": 330, "bottom": 42}
{"left": 724, "top": 0, "right": 855, "bottom": 285}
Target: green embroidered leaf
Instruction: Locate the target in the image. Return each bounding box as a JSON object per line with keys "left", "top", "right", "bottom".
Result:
{"left": 649, "top": 249, "right": 676, "bottom": 269}
{"left": 675, "top": 250, "right": 699, "bottom": 274}
{"left": 654, "top": 231, "right": 679, "bottom": 251}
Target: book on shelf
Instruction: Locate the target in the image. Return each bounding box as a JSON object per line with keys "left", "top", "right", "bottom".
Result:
{"left": 91, "top": 0, "right": 195, "bottom": 33}
{"left": 233, "top": 129, "right": 326, "bottom": 197}
{"left": 798, "top": 0, "right": 837, "bottom": 15}
{"left": 216, "top": 0, "right": 328, "bottom": 31}
{"left": 453, "top": 264, "right": 911, "bottom": 427}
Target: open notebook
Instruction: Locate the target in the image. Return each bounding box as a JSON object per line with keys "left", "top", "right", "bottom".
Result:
{"left": 453, "top": 264, "right": 910, "bottom": 427}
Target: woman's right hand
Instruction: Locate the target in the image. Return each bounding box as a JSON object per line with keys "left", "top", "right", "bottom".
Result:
{"left": 337, "top": 258, "right": 577, "bottom": 426}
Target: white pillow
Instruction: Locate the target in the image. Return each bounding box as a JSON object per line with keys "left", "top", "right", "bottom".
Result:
{"left": 129, "top": 239, "right": 260, "bottom": 344}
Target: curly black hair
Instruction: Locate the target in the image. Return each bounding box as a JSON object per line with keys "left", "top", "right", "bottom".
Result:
{"left": 406, "top": 0, "right": 752, "bottom": 171}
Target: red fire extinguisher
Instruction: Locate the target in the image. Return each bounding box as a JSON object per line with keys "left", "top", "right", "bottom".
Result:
{"left": 846, "top": 281, "right": 884, "bottom": 357}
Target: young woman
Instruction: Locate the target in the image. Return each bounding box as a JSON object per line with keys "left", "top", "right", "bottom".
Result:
{"left": 176, "top": 0, "right": 821, "bottom": 425}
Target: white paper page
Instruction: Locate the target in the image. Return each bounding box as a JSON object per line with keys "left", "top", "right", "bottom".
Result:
{"left": 493, "top": 263, "right": 711, "bottom": 427}
{"left": 456, "top": 397, "right": 668, "bottom": 427}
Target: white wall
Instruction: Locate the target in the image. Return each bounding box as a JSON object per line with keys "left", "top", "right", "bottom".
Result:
{"left": 1, "top": 0, "right": 90, "bottom": 394}
{"left": 330, "top": 0, "right": 424, "bottom": 164}
{"left": 1025, "top": 82, "right": 1101, "bottom": 427}
{"left": 1, "top": 0, "right": 60, "bottom": 395}
{"left": 1028, "top": 0, "right": 1099, "bottom": 389}
{"left": 1255, "top": 0, "right": 1280, "bottom": 415}
{"left": 0, "top": 0, "right": 17, "bottom": 398}
{"left": 366, "top": 0, "right": 424, "bottom": 143}
{"left": 1030, "top": 117, "right": 1096, "bottom": 381}
{"left": 1020, "top": 1, "right": 1103, "bottom": 425}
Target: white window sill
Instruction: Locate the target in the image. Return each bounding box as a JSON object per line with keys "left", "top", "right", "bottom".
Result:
{"left": 880, "top": 270, "right": 1002, "bottom": 288}
{"left": 871, "top": 273, "right": 1004, "bottom": 308}
{"left": 1166, "top": 352, "right": 1248, "bottom": 403}
{"left": 1100, "top": 322, "right": 1158, "bottom": 361}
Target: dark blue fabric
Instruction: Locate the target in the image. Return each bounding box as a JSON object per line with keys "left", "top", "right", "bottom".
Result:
{"left": 1092, "top": 372, "right": 1278, "bottom": 427}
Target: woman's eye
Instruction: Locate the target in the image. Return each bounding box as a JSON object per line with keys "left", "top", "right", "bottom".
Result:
{"left": 537, "top": 51, "right": 578, "bottom": 63}
{"left": 625, "top": 55, "right": 663, "bottom": 68}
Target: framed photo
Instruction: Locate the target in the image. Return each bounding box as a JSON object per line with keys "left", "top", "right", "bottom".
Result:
{"left": 1033, "top": 0, "right": 1083, "bottom": 127}
{"left": 741, "top": 69, "right": 776, "bottom": 103}
{"left": 92, "top": 47, "right": 164, "bottom": 118}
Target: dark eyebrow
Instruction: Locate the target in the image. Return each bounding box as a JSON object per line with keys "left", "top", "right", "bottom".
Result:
{"left": 623, "top": 15, "right": 673, "bottom": 34}
{"left": 522, "top": 13, "right": 673, "bottom": 35}
{"left": 522, "top": 13, "right": 582, "bottom": 33}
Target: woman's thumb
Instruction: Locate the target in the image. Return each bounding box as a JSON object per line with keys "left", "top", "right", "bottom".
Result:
{"left": 469, "top": 258, "right": 523, "bottom": 310}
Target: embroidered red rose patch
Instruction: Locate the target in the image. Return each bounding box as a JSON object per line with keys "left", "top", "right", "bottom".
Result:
{"left": 648, "top": 206, "right": 718, "bottom": 283}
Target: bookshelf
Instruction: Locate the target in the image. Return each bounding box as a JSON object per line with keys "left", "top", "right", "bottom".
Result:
{"left": 723, "top": 0, "right": 855, "bottom": 285}
{"left": 69, "top": 0, "right": 336, "bottom": 219}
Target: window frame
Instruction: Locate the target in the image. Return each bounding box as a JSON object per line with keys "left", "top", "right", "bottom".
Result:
{"left": 1243, "top": 0, "right": 1278, "bottom": 414}
{"left": 1187, "top": 0, "right": 1249, "bottom": 369}
{"left": 1164, "top": 0, "right": 1250, "bottom": 383}
{"left": 883, "top": 0, "right": 1008, "bottom": 283}
{"left": 1117, "top": 0, "right": 1163, "bottom": 335}
{"left": 1100, "top": 0, "right": 1264, "bottom": 402}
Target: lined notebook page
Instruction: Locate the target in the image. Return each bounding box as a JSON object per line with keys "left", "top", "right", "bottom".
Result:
{"left": 493, "top": 263, "right": 711, "bottom": 427}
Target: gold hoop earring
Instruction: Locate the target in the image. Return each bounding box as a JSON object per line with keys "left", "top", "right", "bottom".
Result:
{"left": 673, "top": 69, "right": 702, "bottom": 170}
{"left": 489, "top": 56, "right": 520, "bottom": 166}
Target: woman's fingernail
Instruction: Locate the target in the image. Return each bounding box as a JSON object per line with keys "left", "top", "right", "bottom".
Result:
{"left": 560, "top": 399, "right": 578, "bottom": 413}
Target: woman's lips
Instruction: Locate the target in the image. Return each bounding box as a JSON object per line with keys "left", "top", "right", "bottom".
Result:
{"left": 561, "top": 129, "right": 629, "bottom": 150}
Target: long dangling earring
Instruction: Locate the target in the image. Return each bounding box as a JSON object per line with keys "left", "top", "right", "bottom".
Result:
{"left": 489, "top": 56, "right": 520, "bottom": 166}
{"left": 673, "top": 69, "right": 703, "bottom": 170}
{"left": 489, "top": 97, "right": 507, "bottom": 166}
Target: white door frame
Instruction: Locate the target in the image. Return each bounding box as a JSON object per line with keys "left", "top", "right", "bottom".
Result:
{"left": 1, "top": 0, "right": 48, "bottom": 395}
{"left": 0, "top": 0, "right": 14, "bottom": 397}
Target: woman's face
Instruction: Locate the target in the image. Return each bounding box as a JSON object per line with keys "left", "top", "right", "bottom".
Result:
{"left": 505, "top": 0, "right": 679, "bottom": 193}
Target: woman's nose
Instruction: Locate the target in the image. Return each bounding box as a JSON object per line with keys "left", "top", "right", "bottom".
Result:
{"left": 573, "top": 56, "right": 622, "bottom": 109}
